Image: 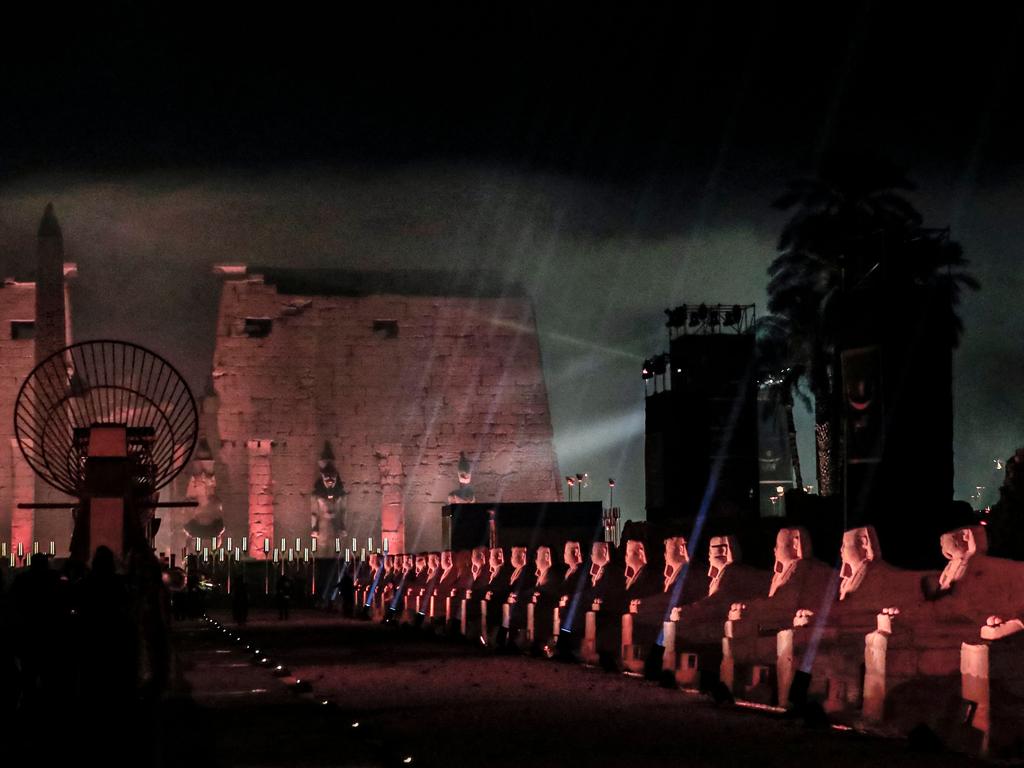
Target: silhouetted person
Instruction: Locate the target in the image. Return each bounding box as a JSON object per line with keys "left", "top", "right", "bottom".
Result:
{"left": 11, "top": 552, "right": 61, "bottom": 710}
{"left": 129, "top": 548, "right": 171, "bottom": 703}
{"left": 276, "top": 574, "right": 293, "bottom": 620}
{"left": 338, "top": 565, "right": 355, "bottom": 616}
{"left": 0, "top": 564, "right": 18, "bottom": 715}
{"left": 78, "top": 546, "right": 135, "bottom": 709}
{"left": 232, "top": 578, "right": 250, "bottom": 625}
{"left": 186, "top": 581, "right": 205, "bottom": 618}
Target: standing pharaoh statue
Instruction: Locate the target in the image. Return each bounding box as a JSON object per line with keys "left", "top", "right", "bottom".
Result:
{"left": 312, "top": 442, "right": 347, "bottom": 546}
{"left": 447, "top": 452, "right": 477, "bottom": 504}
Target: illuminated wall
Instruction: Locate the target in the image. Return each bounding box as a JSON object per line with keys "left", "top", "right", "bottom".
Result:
{"left": 205, "top": 268, "right": 562, "bottom": 554}
{"left": 0, "top": 280, "right": 40, "bottom": 553}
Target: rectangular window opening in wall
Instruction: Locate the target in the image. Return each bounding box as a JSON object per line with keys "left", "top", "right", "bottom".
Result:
{"left": 243, "top": 317, "right": 273, "bottom": 338}
{"left": 373, "top": 319, "right": 399, "bottom": 339}
{"left": 10, "top": 320, "right": 35, "bottom": 340}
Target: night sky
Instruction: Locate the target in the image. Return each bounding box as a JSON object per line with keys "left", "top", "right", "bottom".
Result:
{"left": 1, "top": 3, "right": 1022, "bottom": 516}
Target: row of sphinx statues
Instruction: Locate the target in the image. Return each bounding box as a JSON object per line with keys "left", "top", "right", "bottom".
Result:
{"left": 346, "top": 523, "right": 1024, "bottom": 758}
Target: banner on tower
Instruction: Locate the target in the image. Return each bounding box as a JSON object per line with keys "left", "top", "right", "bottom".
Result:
{"left": 841, "top": 346, "right": 884, "bottom": 465}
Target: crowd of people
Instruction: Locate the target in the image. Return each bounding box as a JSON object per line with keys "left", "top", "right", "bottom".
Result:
{"left": 0, "top": 546, "right": 170, "bottom": 717}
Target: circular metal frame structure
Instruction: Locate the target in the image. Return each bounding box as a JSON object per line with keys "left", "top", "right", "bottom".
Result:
{"left": 14, "top": 340, "right": 198, "bottom": 496}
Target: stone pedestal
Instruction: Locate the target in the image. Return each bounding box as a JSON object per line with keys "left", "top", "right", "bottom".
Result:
{"left": 581, "top": 611, "right": 599, "bottom": 665}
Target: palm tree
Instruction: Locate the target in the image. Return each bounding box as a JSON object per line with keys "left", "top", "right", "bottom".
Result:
{"left": 765, "top": 155, "right": 978, "bottom": 497}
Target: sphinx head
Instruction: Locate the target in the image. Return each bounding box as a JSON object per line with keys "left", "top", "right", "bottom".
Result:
{"left": 591, "top": 541, "right": 611, "bottom": 568}
{"left": 489, "top": 547, "right": 505, "bottom": 569}
{"left": 454, "top": 549, "right": 473, "bottom": 574}
{"left": 709, "top": 536, "right": 737, "bottom": 570}
{"left": 510, "top": 546, "right": 528, "bottom": 569}
{"left": 471, "top": 546, "right": 488, "bottom": 568}
{"left": 941, "top": 526, "right": 980, "bottom": 562}
{"left": 838, "top": 526, "right": 879, "bottom": 599}
{"left": 535, "top": 546, "right": 552, "bottom": 571}
{"left": 938, "top": 525, "right": 988, "bottom": 591}
{"left": 774, "top": 527, "right": 808, "bottom": 567}
{"left": 665, "top": 536, "right": 690, "bottom": 568}
{"left": 624, "top": 539, "right": 647, "bottom": 571}
{"left": 840, "top": 526, "right": 878, "bottom": 575}
{"left": 563, "top": 541, "right": 582, "bottom": 568}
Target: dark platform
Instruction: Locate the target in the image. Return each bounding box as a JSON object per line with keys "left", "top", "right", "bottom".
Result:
{"left": 441, "top": 501, "right": 605, "bottom": 551}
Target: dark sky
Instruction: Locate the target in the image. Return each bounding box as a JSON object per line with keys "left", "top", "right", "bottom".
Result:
{"left": 1, "top": 3, "right": 1022, "bottom": 515}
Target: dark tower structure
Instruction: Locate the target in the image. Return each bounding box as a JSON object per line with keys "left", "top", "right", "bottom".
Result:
{"left": 644, "top": 304, "right": 759, "bottom": 532}
{"left": 840, "top": 232, "right": 956, "bottom": 565}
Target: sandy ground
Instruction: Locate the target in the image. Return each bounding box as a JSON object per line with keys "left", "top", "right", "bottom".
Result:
{"left": 168, "top": 608, "right": 993, "bottom": 768}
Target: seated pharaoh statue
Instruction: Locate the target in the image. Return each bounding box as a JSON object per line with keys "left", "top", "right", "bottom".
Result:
{"left": 447, "top": 451, "right": 476, "bottom": 504}
{"left": 183, "top": 439, "right": 225, "bottom": 544}
{"left": 311, "top": 443, "right": 347, "bottom": 546}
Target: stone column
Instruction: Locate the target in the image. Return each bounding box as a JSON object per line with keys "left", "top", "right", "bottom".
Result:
{"left": 376, "top": 444, "right": 405, "bottom": 554}
{"left": 247, "top": 439, "right": 274, "bottom": 559}
{"left": 10, "top": 438, "right": 34, "bottom": 561}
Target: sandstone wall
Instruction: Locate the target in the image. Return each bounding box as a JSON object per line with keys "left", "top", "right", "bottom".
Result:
{"left": 0, "top": 281, "right": 40, "bottom": 552}
{"left": 208, "top": 274, "right": 562, "bottom": 554}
